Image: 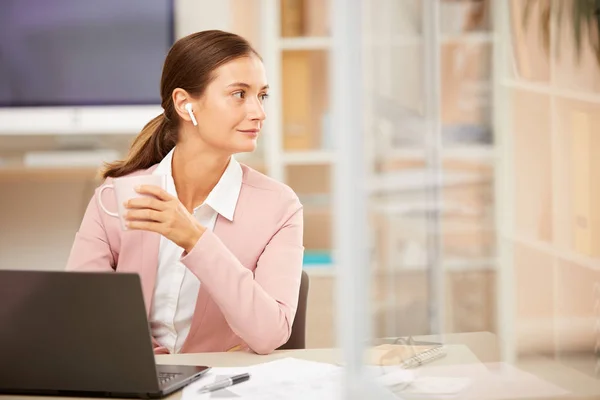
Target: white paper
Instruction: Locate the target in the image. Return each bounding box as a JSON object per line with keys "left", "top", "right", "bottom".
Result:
{"left": 182, "top": 358, "right": 344, "bottom": 400}
{"left": 184, "top": 358, "right": 481, "bottom": 399}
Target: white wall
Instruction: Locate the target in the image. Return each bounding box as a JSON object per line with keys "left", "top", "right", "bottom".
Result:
{"left": 175, "top": 0, "right": 231, "bottom": 37}
{"left": 0, "top": 180, "right": 95, "bottom": 270}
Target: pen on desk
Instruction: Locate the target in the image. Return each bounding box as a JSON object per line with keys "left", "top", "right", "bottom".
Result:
{"left": 197, "top": 373, "right": 251, "bottom": 394}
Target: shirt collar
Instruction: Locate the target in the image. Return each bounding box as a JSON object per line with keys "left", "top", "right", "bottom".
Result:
{"left": 153, "top": 147, "right": 242, "bottom": 221}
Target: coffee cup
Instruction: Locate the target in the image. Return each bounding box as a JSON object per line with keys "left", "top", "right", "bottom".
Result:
{"left": 97, "top": 174, "right": 167, "bottom": 230}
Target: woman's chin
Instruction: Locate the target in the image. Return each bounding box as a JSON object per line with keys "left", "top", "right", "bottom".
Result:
{"left": 235, "top": 140, "right": 258, "bottom": 153}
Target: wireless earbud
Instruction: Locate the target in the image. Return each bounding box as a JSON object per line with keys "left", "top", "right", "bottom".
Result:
{"left": 184, "top": 103, "right": 198, "bottom": 126}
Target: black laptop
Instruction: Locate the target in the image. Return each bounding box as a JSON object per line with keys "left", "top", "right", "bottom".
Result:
{"left": 0, "top": 270, "right": 210, "bottom": 398}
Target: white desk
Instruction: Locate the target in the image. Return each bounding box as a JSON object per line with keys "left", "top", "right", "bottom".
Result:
{"left": 4, "top": 332, "right": 600, "bottom": 400}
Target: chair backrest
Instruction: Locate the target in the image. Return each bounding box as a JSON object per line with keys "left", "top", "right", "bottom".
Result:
{"left": 278, "top": 270, "right": 310, "bottom": 350}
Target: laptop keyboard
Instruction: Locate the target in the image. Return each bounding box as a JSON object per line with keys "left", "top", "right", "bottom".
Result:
{"left": 158, "top": 372, "right": 182, "bottom": 386}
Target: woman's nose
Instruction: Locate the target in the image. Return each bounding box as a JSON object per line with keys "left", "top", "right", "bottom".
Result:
{"left": 248, "top": 99, "right": 266, "bottom": 121}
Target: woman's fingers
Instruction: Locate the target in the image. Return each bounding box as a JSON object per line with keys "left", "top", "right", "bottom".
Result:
{"left": 125, "top": 196, "right": 167, "bottom": 211}
{"left": 125, "top": 208, "right": 163, "bottom": 223}
{"left": 135, "top": 185, "right": 172, "bottom": 201}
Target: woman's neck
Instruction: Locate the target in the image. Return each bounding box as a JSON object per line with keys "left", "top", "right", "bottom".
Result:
{"left": 171, "top": 144, "right": 230, "bottom": 212}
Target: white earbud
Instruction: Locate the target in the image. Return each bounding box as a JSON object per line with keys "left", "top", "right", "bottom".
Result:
{"left": 185, "top": 103, "right": 198, "bottom": 126}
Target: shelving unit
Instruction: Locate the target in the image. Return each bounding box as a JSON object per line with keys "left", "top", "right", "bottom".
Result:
{"left": 495, "top": 0, "right": 600, "bottom": 370}
{"left": 257, "top": 0, "right": 336, "bottom": 280}
{"left": 367, "top": 31, "right": 493, "bottom": 47}
{"left": 232, "top": 5, "right": 494, "bottom": 322}
{"left": 361, "top": 0, "right": 497, "bottom": 341}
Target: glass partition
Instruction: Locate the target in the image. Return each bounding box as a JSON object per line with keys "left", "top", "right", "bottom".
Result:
{"left": 334, "top": 0, "right": 600, "bottom": 398}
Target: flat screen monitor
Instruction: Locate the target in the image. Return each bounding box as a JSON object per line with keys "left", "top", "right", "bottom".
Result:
{"left": 0, "top": 0, "right": 174, "bottom": 107}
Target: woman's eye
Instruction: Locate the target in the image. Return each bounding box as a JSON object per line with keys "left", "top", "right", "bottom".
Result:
{"left": 233, "top": 91, "right": 245, "bottom": 99}
{"left": 260, "top": 93, "right": 270, "bottom": 101}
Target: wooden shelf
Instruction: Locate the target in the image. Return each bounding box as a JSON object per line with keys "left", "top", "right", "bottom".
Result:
{"left": 305, "top": 258, "right": 496, "bottom": 276}
{"left": 282, "top": 150, "right": 335, "bottom": 165}
{"left": 279, "top": 37, "right": 331, "bottom": 51}
{"left": 303, "top": 264, "right": 336, "bottom": 277}
{"left": 502, "top": 79, "right": 600, "bottom": 105}
{"left": 371, "top": 200, "right": 484, "bottom": 217}
{"left": 383, "top": 145, "right": 495, "bottom": 163}
{"left": 511, "top": 235, "right": 600, "bottom": 272}
{"left": 387, "top": 257, "right": 496, "bottom": 272}
{"left": 365, "top": 32, "right": 493, "bottom": 47}
{"left": 0, "top": 166, "right": 101, "bottom": 183}
{"left": 368, "top": 169, "right": 490, "bottom": 193}
{"left": 0, "top": 160, "right": 269, "bottom": 183}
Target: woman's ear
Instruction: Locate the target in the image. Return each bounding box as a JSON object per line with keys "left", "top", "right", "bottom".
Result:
{"left": 172, "top": 88, "right": 197, "bottom": 125}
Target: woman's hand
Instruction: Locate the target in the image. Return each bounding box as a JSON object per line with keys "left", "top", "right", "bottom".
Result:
{"left": 124, "top": 185, "right": 205, "bottom": 253}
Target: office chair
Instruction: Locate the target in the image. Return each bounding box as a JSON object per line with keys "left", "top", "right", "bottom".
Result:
{"left": 278, "top": 270, "right": 309, "bottom": 350}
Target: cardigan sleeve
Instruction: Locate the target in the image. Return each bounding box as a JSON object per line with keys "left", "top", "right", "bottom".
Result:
{"left": 180, "top": 203, "right": 304, "bottom": 355}
{"left": 65, "top": 188, "right": 116, "bottom": 272}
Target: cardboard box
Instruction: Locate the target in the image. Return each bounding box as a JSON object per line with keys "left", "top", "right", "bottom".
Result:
{"left": 280, "top": 0, "right": 303, "bottom": 37}
{"left": 282, "top": 51, "right": 328, "bottom": 150}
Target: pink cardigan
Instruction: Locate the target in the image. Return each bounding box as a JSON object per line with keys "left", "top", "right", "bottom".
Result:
{"left": 66, "top": 163, "right": 304, "bottom": 355}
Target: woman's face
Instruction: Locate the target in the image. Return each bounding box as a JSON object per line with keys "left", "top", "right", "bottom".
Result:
{"left": 189, "top": 55, "right": 269, "bottom": 155}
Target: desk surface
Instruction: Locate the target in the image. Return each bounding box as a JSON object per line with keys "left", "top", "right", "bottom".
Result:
{"left": 4, "top": 332, "right": 600, "bottom": 400}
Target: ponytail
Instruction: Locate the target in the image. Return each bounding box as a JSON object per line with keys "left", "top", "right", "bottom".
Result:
{"left": 101, "top": 113, "right": 176, "bottom": 179}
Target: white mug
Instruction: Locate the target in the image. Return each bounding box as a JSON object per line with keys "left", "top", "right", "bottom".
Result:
{"left": 98, "top": 174, "right": 167, "bottom": 230}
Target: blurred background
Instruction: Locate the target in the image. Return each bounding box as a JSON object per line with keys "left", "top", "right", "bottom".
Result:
{"left": 0, "top": 0, "right": 599, "bottom": 391}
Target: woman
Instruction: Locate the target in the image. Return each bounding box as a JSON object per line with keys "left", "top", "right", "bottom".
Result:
{"left": 66, "top": 30, "right": 304, "bottom": 356}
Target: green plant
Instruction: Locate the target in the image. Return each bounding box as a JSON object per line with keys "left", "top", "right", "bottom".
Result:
{"left": 522, "top": 0, "right": 600, "bottom": 65}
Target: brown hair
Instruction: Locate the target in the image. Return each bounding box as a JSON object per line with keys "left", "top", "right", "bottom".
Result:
{"left": 102, "top": 30, "right": 260, "bottom": 179}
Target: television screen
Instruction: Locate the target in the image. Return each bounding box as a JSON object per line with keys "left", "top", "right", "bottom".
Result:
{"left": 0, "top": 0, "right": 173, "bottom": 107}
